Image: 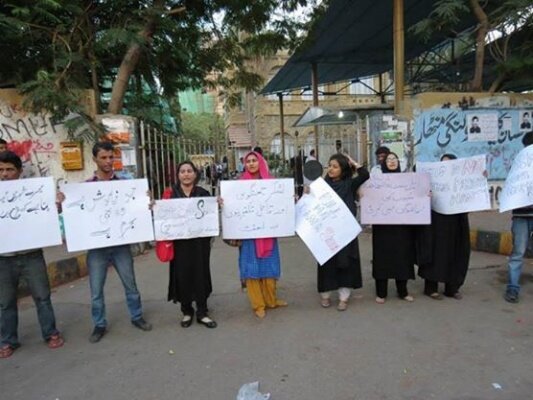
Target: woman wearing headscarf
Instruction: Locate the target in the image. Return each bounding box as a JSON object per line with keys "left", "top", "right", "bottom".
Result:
{"left": 166, "top": 161, "right": 217, "bottom": 328}
{"left": 372, "top": 152, "right": 417, "bottom": 304}
{"left": 225, "top": 151, "right": 287, "bottom": 318}
{"left": 318, "top": 153, "right": 369, "bottom": 310}
{"left": 417, "top": 154, "right": 471, "bottom": 300}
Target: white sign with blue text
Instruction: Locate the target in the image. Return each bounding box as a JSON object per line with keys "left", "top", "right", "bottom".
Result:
{"left": 62, "top": 179, "right": 154, "bottom": 251}
{"left": 220, "top": 179, "right": 295, "bottom": 239}
{"left": 499, "top": 145, "right": 533, "bottom": 213}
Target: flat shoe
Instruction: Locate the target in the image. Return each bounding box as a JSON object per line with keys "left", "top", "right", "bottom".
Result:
{"left": 197, "top": 317, "right": 217, "bottom": 328}
{"left": 402, "top": 295, "right": 414, "bottom": 302}
{"left": 255, "top": 309, "right": 266, "bottom": 318}
{"left": 320, "top": 298, "right": 331, "bottom": 308}
{"left": 0, "top": 344, "right": 19, "bottom": 359}
{"left": 337, "top": 300, "right": 348, "bottom": 311}
{"left": 180, "top": 315, "right": 193, "bottom": 328}
{"left": 375, "top": 297, "right": 386, "bottom": 304}
{"left": 47, "top": 334, "right": 64, "bottom": 349}
{"left": 426, "top": 292, "right": 443, "bottom": 300}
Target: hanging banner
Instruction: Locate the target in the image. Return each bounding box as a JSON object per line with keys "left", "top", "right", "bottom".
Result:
{"left": 295, "top": 178, "right": 362, "bottom": 265}
{"left": 417, "top": 155, "right": 490, "bottom": 214}
{"left": 220, "top": 179, "right": 295, "bottom": 239}
{"left": 0, "top": 177, "right": 62, "bottom": 253}
{"left": 62, "top": 179, "right": 154, "bottom": 251}
{"left": 153, "top": 197, "right": 219, "bottom": 240}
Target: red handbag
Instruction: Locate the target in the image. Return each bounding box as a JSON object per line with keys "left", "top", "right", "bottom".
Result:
{"left": 155, "top": 187, "right": 174, "bottom": 262}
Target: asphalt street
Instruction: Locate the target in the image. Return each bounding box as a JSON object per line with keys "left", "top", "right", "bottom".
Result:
{"left": 1, "top": 234, "right": 532, "bottom": 400}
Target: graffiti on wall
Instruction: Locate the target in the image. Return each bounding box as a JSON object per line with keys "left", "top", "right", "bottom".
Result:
{"left": 0, "top": 101, "right": 63, "bottom": 177}
{"left": 414, "top": 109, "right": 531, "bottom": 180}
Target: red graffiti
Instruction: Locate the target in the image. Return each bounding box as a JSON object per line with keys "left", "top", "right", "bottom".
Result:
{"left": 6, "top": 139, "right": 56, "bottom": 161}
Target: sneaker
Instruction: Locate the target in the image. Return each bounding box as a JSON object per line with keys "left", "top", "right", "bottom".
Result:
{"left": 132, "top": 318, "right": 152, "bottom": 331}
{"left": 89, "top": 326, "right": 106, "bottom": 343}
{"left": 504, "top": 289, "right": 519, "bottom": 304}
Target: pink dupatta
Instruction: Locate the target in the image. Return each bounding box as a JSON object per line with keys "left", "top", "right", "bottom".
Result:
{"left": 240, "top": 151, "right": 274, "bottom": 258}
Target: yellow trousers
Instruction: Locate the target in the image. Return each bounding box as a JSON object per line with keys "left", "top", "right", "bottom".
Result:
{"left": 245, "top": 278, "right": 278, "bottom": 312}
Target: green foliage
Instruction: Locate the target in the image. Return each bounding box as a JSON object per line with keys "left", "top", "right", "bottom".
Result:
{"left": 180, "top": 112, "right": 225, "bottom": 142}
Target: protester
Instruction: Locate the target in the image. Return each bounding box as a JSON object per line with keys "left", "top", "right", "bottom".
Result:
{"left": 0, "top": 151, "right": 64, "bottom": 358}
{"left": 165, "top": 161, "right": 217, "bottom": 328}
{"left": 417, "top": 154, "right": 471, "bottom": 300}
{"left": 504, "top": 131, "right": 533, "bottom": 303}
{"left": 372, "top": 152, "right": 417, "bottom": 304}
{"left": 58, "top": 142, "right": 152, "bottom": 343}
{"left": 0, "top": 138, "right": 7, "bottom": 152}
{"left": 318, "top": 153, "right": 369, "bottom": 310}
{"left": 307, "top": 149, "right": 317, "bottom": 162}
{"left": 223, "top": 151, "right": 287, "bottom": 318}
{"left": 370, "top": 146, "right": 390, "bottom": 174}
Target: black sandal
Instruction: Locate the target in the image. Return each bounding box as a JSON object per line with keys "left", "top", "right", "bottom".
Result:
{"left": 197, "top": 317, "right": 217, "bottom": 329}
{"left": 180, "top": 315, "right": 193, "bottom": 328}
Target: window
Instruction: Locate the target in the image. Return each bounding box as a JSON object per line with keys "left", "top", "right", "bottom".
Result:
{"left": 349, "top": 77, "right": 375, "bottom": 95}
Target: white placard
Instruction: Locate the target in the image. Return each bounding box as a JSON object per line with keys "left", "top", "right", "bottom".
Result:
{"left": 220, "top": 179, "right": 295, "bottom": 239}
{"left": 62, "top": 179, "right": 154, "bottom": 251}
{"left": 295, "top": 178, "right": 362, "bottom": 265}
{"left": 466, "top": 112, "right": 498, "bottom": 141}
{"left": 153, "top": 197, "right": 219, "bottom": 240}
{"left": 499, "top": 145, "right": 533, "bottom": 212}
{"left": 417, "top": 155, "right": 491, "bottom": 214}
{"left": 0, "top": 177, "right": 62, "bottom": 253}
{"left": 360, "top": 173, "right": 431, "bottom": 225}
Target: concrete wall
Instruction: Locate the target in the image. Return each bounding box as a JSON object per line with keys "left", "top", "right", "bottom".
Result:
{"left": 0, "top": 89, "right": 98, "bottom": 183}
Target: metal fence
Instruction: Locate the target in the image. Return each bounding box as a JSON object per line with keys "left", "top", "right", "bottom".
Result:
{"left": 138, "top": 121, "right": 226, "bottom": 199}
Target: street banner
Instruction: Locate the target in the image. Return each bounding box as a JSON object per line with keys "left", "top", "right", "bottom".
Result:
{"left": 220, "top": 178, "right": 295, "bottom": 239}
{"left": 499, "top": 145, "right": 533, "bottom": 212}
{"left": 295, "top": 178, "right": 362, "bottom": 265}
{"left": 62, "top": 179, "right": 154, "bottom": 251}
{"left": 153, "top": 197, "right": 219, "bottom": 240}
{"left": 417, "top": 155, "right": 490, "bottom": 214}
{"left": 360, "top": 173, "right": 431, "bottom": 224}
{"left": 0, "top": 177, "right": 62, "bottom": 253}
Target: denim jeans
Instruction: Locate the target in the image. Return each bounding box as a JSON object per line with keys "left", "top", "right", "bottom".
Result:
{"left": 507, "top": 217, "right": 533, "bottom": 292}
{"left": 0, "top": 250, "right": 59, "bottom": 347}
{"left": 87, "top": 245, "right": 143, "bottom": 328}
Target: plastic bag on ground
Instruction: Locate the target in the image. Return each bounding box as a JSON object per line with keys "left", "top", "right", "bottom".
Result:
{"left": 236, "top": 381, "right": 271, "bottom": 400}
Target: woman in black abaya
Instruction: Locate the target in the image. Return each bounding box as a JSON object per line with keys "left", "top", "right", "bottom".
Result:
{"left": 372, "top": 152, "right": 417, "bottom": 304}
{"left": 167, "top": 161, "right": 217, "bottom": 328}
{"left": 418, "top": 154, "right": 471, "bottom": 300}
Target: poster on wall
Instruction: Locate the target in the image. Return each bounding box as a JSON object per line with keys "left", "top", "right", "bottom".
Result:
{"left": 466, "top": 112, "right": 498, "bottom": 142}
{"left": 518, "top": 110, "right": 532, "bottom": 132}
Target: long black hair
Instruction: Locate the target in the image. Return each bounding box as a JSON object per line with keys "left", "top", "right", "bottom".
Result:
{"left": 328, "top": 153, "right": 353, "bottom": 180}
{"left": 440, "top": 153, "right": 457, "bottom": 161}
{"left": 176, "top": 160, "right": 200, "bottom": 185}
{"left": 381, "top": 152, "right": 401, "bottom": 173}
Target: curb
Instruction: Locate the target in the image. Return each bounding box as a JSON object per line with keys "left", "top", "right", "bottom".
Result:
{"left": 470, "top": 229, "right": 532, "bottom": 258}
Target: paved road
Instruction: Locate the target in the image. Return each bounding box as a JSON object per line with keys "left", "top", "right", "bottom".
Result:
{"left": 2, "top": 234, "right": 532, "bottom": 400}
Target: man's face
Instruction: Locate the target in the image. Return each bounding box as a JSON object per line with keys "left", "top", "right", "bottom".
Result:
{"left": 0, "top": 143, "right": 7, "bottom": 152}
{"left": 0, "top": 161, "right": 22, "bottom": 180}
{"left": 472, "top": 118, "right": 479, "bottom": 127}
{"left": 93, "top": 149, "right": 114, "bottom": 173}
{"left": 377, "top": 152, "right": 388, "bottom": 163}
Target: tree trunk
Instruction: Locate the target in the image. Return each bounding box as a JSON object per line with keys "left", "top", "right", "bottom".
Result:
{"left": 489, "top": 73, "right": 506, "bottom": 93}
{"left": 469, "top": 0, "right": 490, "bottom": 92}
{"left": 107, "top": 0, "right": 163, "bottom": 114}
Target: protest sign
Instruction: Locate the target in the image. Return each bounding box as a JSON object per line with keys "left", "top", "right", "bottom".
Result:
{"left": 220, "top": 178, "right": 295, "bottom": 239}
{"left": 153, "top": 197, "right": 219, "bottom": 240}
{"left": 499, "top": 145, "right": 533, "bottom": 212}
{"left": 417, "top": 155, "right": 490, "bottom": 214}
{"left": 360, "top": 173, "right": 431, "bottom": 224}
{"left": 295, "top": 178, "right": 362, "bottom": 265}
{"left": 0, "top": 177, "right": 62, "bottom": 253}
{"left": 62, "top": 179, "right": 154, "bottom": 251}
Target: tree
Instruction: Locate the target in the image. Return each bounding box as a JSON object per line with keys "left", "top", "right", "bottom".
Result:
{"left": 410, "top": 0, "right": 533, "bottom": 92}
{"left": 0, "top": 0, "right": 317, "bottom": 130}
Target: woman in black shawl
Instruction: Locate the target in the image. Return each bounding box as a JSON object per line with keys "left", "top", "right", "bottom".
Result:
{"left": 318, "top": 153, "right": 369, "bottom": 311}
{"left": 418, "top": 154, "right": 470, "bottom": 300}
{"left": 372, "top": 152, "right": 417, "bottom": 304}
{"left": 167, "top": 161, "right": 217, "bottom": 328}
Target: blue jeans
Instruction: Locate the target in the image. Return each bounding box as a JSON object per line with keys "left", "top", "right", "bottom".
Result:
{"left": 0, "top": 250, "right": 59, "bottom": 347}
{"left": 87, "top": 245, "right": 143, "bottom": 328}
{"left": 507, "top": 217, "right": 533, "bottom": 292}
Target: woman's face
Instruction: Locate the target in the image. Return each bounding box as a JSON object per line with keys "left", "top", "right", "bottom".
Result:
{"left": 246, "top": 155, "right": 260, "bottom": 175}
{"left": 327, "top": 159, "right": 342, "bottom": 180}
{"left": 385, "top": 154, "right": 399, "bottom": 171}
{"left": 178, "top": 163, "right": 196, "bottom": 186}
